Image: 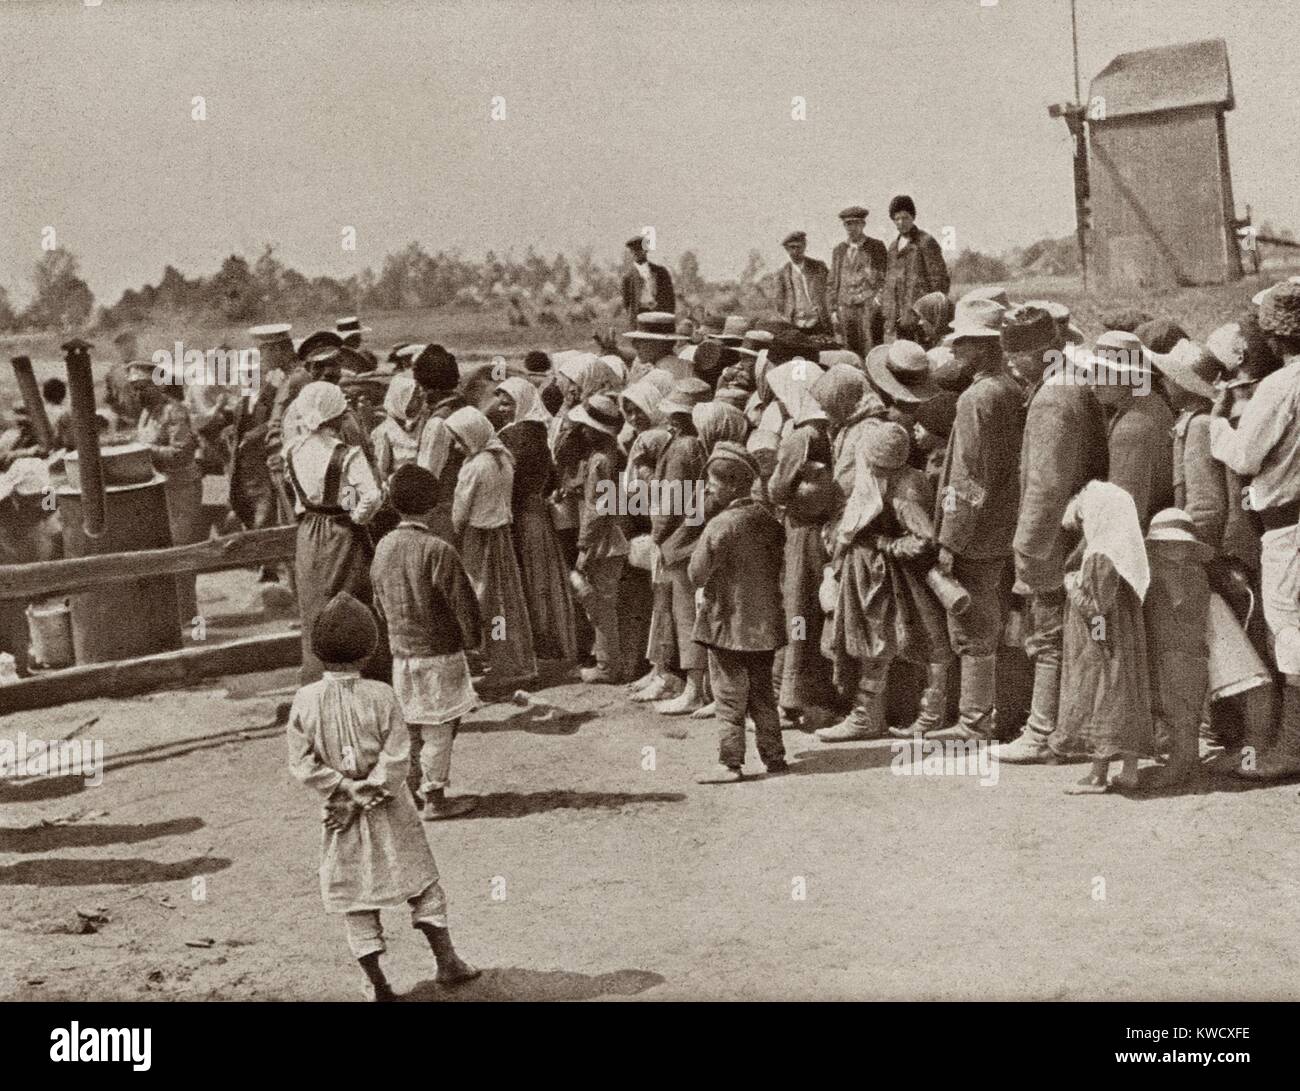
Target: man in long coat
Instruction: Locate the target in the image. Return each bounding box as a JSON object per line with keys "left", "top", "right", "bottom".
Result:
{"left": 930, "top": 300, "right": 1027, "bottom": 740}
{"left": 998, "top": 321, "right": 1109, "bottom": 762}
{"left": 881, "top": 195, "right": 950, "bottom": 342}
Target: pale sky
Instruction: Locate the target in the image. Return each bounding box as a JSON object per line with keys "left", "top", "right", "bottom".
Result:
{"left": 1, "top": 0, "right": 1297, "bottom": 307}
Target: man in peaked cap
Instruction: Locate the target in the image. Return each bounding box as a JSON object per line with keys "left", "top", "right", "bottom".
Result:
{"left": 830, "top": 205, "right": 888, "bottom": 357}
{"left": 1210, "top": 281, "right": 1300, "bottom": 779}
{"left": 775, "top": 231, "right": 832, "bottom": 335}
{"left": 621, "top": 234, "right": 676, "bottom": 322}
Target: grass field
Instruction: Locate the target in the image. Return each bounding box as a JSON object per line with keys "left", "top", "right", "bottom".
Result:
{"left": 3, "top": 264, "right": 1299, "bottom": 411}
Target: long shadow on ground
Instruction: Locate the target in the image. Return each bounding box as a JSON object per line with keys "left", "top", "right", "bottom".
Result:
{"left": 0, "top": 816, "right": 205, "bottom": 853}
{"left": 465, "top": 790, "right": 685, "bottom": 819}
{"left": 786, "top": 743, "right": 899, "bottom": 776}
{"left": 0, "top": 855, "right": 231, "bottom": 886}
{"left": 402, "top": 966, "right": 665, "bottom": 1002}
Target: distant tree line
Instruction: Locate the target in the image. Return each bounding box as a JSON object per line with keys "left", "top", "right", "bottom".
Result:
{"left": 2, "top": 228, "right": 1219, "bottom": 336}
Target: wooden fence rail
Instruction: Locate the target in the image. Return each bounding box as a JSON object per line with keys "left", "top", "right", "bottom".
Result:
{"left": 0, "top": 526, "right": 296, "bottom": 602}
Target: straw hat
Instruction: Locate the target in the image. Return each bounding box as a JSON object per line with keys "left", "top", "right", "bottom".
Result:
{"left": 866, "top": 341, "right": 939, "bottom": 404}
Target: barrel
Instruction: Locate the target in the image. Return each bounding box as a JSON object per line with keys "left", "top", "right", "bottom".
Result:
{"left": 58, "top": 476, "right": 182, "bottom": 663}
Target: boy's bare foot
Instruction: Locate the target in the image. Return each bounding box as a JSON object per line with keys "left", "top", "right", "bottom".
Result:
{"left": 690, "top": 700, "right": 716, "bottom": 720}
{"left": 632, "top": 675, "right": 677, "bottom": 702}
{"left": 422, "top": 790, "right": 477, "bottom": 821}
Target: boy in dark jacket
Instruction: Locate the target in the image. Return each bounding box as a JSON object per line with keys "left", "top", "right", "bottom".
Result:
{"left": 371, "top": 464, "right": 483, "bottom": 820}
{"left": 689, "top": 442, "right": 789, "bottom": 783}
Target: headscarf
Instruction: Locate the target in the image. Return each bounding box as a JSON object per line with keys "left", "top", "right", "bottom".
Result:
{"left": 817, "top": 349, "right": 864, "bottom": 372}
{"left": 599, "top": 354, "right": 629, "bottom": 386}
{"left": 497, "top": 376, "right": 551, "bottom": 427}
{"left": 1063, "top": 480, "right": 1150, "bottom": 601}
{"left": 555, "top": 351, "right": 620, "bottom": 400}
{"left": 912, "top": 292, "right": 954, "bottom": 341}
{"left": 810, "top": 364, "right": 868, "bottom": 427}
{"left": 837, "top": 420, "right": 910, "bottom": 550}
{"left": 383, "top": 372, "right": 422, "bottom": 426}
{"left": 445, "top": 405, "right": 513, "bottom": 468}
{"left": 293, "top": 380, "right": 347, "bottom": 433}
{"left": 620, "top": 380, "right": 667, "bottom": 428}
{"left": 761, "top": 359, "right": 825, "bottom": 417}
{"left": 691, "top": 401, "right": 749, "bottom": 453}
{"left": 641, "top": 368, "right": 676, "bottom": 398}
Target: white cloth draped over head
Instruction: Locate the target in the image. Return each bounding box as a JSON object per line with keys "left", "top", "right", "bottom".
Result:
{"left": 1063, "top": 480, "right": 1151, "bottom": 602}
{"left": 293, "top": 380, "right": 348, "bottom": 434}
{"left": 554, "top": 351, "right": 620, "bottom": 400}
{"left": 383, "top": 372, "right": 421, "bottom": 425}
{"left": 761, "top": 359, "right": 826, "bottom": 438}
{"left": 445, "top": 405, "right": 513, "bottom": 467}
{"left": 620, "top": 379, "right": 667, "bottom": 428}
{"left": 496, "top": 376, "right": 551, "bottom": 427}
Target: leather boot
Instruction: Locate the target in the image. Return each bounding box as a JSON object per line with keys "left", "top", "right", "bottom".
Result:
{"left": 1236, "top": 683, "right": 1300, "bottom": 780}
{"left": 931, "top": 654, "right": 997, "bottom": 740}
{"left": 816, "top": 688, "right": 887, "bottom": 742}
{"left": 892, "top": 662, "right": 950, "bottom": 737}
{"left": 996, "top": 658, "right": 1057, "bottom": 763}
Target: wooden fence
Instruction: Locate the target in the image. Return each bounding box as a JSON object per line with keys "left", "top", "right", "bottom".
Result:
{"left": 0, "top": 526, "right": 301, "bottom": 714}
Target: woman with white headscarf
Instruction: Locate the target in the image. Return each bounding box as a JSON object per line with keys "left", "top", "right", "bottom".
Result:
{"left": 1047, "top": 480, "right": 1155, "bottom": 792}
{"left": 285, "top": 380, "right": 387, "bottom": 684}
{"left": 371, "top": 372, "right": 425, "bottom": 481}
{"left": 487, "top": 378, "right": 578, "bottom": 663}
{"left": 446, "top": 405, "right": 538, "bottom": 689}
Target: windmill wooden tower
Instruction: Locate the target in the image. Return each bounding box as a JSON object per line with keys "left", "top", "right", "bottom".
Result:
{"left": 1050, "top": 27, "right": 1244, "bottom": 290}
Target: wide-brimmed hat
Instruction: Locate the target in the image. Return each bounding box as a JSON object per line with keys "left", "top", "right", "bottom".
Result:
{"left": 866, "top": 341, "right": 939, "bottom": 404}
{"left": 1091, "top": 330, "right": 1152, "bottom": 383}
{"left": 248, "top": 322, "right": 293, "bottom": 346}
{"left": 1001, "top": 305, "right": 1057, "bottom": 355}
{"left": 297, "top": 330, "right": 343, "bottom": 361}
{"left": 623, "top": 311, "right": 679, "bottom": 342}
{"left": 958, "top": 285, "right": 1011, "bottom": 309}
{"left": 659, "top": 377, "right": 713, "bottom": 416}
{"left": 707, "top": 315, "right": 749, "bottom": 344}
{"left": 569, "top": 393, "right": 624, "bottom": 437}
{"left": 693, "top": 341, "right": 743, "bottom": 383}
{"left": 1258, "top": 282, "right": 1300, "bottom": 337}
{"left": 945, "top": 297, "right": 1006, "bottom": 342}
{"left": 335, "top": 316, "right": 372, "bottom": 339}
{"left": 1151, "top": 339, "right": 1220, "bottom": 402}
{"left": 737, "top": 329, "right": 774, "bottom": 358}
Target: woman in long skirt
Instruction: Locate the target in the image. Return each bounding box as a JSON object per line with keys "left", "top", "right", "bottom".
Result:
{"left": 446, "top": 405, "right": 538, "bottom": 690}
{"left": 488, "top": 377, "right": 578, "bottom": 663}
{"left": 285, "top": 381, "right": 386, "bottom": 684}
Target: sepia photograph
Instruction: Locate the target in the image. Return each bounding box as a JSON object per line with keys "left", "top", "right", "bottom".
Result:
{"left": 1, "top": 0, "right": 1298, "bottom": 1052}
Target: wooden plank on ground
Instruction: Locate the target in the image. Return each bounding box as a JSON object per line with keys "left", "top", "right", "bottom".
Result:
{"left": 0, "top": 526, "right": 297, "bottom": 602}
{"left": 0, "top": 632, "right": 301, "bottom": 714}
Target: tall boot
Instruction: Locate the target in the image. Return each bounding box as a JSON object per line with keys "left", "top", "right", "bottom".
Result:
{"left": 893, "top": 662, "right": 949, "bottom": 737}
{"left": 951, "top": 653, "right": 998, "bottom": 740}
{"left": 358, "top": 952, "right": 395, "bottom": 1002}
{"left": 816, "top": 687, "right": 887, "bottom": 742}
{"left": 1236, "top": 683, "right": 1300, "bottom": 780}
{"left": 416, "top": 923, "right": 482, "bottom": 987}
{"left": 1208, "top": 684, "right": 1275, "bottom": 775}
{"left": 996, "top": 658, "right": 1057, "bottom": 763}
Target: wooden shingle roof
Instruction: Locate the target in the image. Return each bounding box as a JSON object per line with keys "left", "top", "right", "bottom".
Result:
{"left": 1089, "top": 38, "right": 1233, "bottom": 120}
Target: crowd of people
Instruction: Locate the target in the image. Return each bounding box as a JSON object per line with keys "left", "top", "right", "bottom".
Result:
{"left": 4, "top": 200, "right": 1300, "bottom": 997}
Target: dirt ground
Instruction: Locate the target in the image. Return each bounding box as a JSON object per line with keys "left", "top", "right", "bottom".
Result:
{"left": 2, "top": 576, "right": 1299, "bottom": 1002}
